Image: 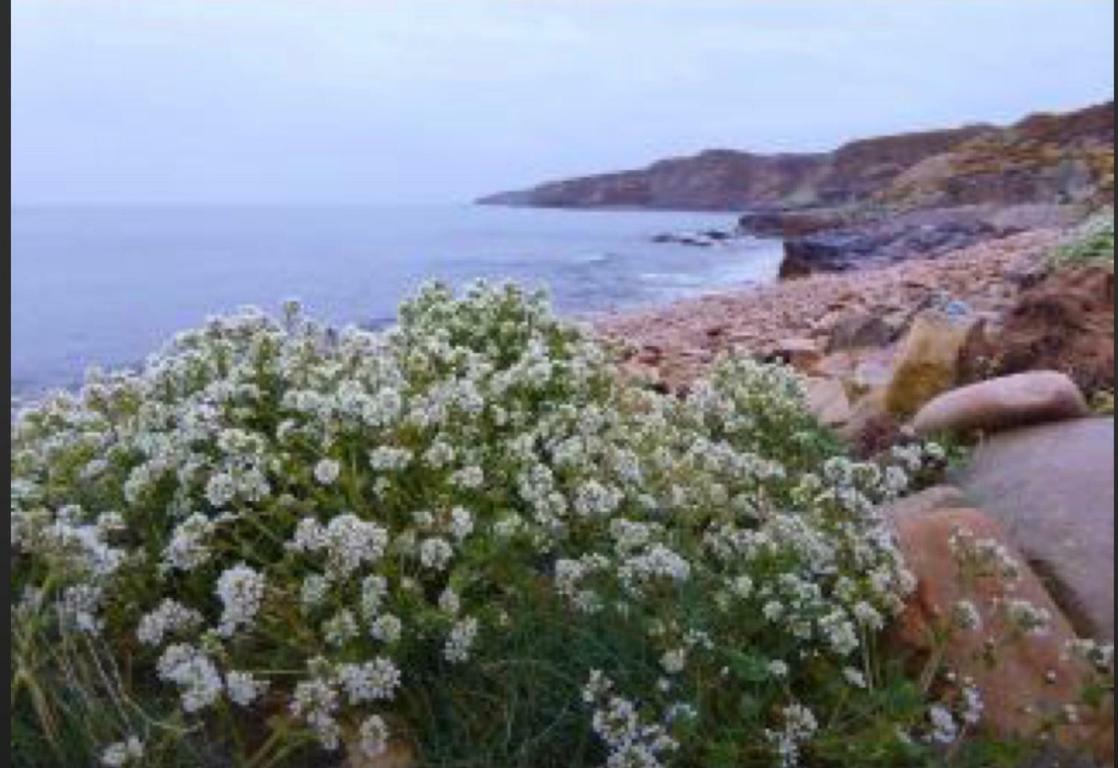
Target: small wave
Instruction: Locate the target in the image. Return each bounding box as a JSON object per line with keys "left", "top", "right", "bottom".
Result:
{"left": 638, "top": 272, "right": 704, "bottom": 287}
{"left": 569, "top": 251, "right": 614, "bottom": 265}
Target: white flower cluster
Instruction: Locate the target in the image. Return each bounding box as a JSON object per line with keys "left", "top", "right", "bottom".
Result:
{"left": 215, "top": 563, "right": 266, "bottom": 637}
{"left": 765, "top": 702, "right": 818, "bottom": 768}
{"left": 157, "top": 643, "right": 224, "bottom": 713}
{"left": 137, "top": 598, "right": 204, "bottom": 647}
{"left": 582, "top": 671, "right": 678, "bottom": 768}
{"left": 226, "top": 670, "right": 270, "bottom": 706}
{"left": 10, "top": 282, "right": 958, "bottom": 766}
{"left": 290, "top": 513, "right": 389, "bottom": 580}
{"left": 443, "top": 616, "right": 480, "bottom": 663}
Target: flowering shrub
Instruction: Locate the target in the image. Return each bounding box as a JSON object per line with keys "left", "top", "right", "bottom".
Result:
{"left": 12, "top": 281, "right": 979, "bottom": 767}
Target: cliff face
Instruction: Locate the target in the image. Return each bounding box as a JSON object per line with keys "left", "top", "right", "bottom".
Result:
{"left": 478, "top": 102, "right": 1113, "bottom": 212}
{"left": 881, "top": 102, "right": 1115, "bottom": 209}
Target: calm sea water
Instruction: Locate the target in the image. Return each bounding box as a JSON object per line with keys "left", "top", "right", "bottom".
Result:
{"left": 11, "top": 204, "right": 782, "bottom": 398}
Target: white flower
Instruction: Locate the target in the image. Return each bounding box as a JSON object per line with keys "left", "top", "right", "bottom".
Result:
{"left": 225, "top": 670, "right": 269, "bottom": 706}
{"left": 360, "top": 574, "right": 389, "bottom": 618}
{"left": 960, "top": 680, "right": 983, "bottom": 725}
{"left": 449, "top": 466, "right": 484, "bottom": 490}
{"left": 215, "top": 563, "right": 266, "bottom": 637}
{"left": 290, "top": 671, "right": 341, "bottom": 750}
{"left": 419, "top": 537, "right": 454, "bottom": 571}
{"left": 369, "top": 446, "right": 413, "bottom": 472}
{"left": 767, "top": 659, "right": 789, "bottom": 679}
{"left": 157, "top": 644, "right": 224, "bottom": 713}
{"left": 448, "top": 506, "right": 474, "bottom": 540}
{"left": 314, "top": 458, "right": 341, "bottom": 485}
{"left": 660, "top": 648, "right": 687, "bottom": 675}
{"left": 370, "top": 613, "right": 402, "bottom": 644}
{"left": 61, "top": 584, "right": 103, "bottom": 634}
{"left": 137, "top": 599, "right": 204, "bottom": 647}
{"left": 161, "top": 513, "right": 215, "bottom": 573}
{"left": 325, "top": 514, "right": 390, "bottom": 579}
{"left": 438, "top": 587, "right": 461, "bottom": 615}
{"left": 1003, "top": 598, "right": 1051, "bottom": 635}
{"left": 951, "top": 599, "right": 982, "bottom": 631}
{"left": 100, "top": 737, "right": 144, "bottom": 767}
{"left": 928, "top": 704, "right": 958, "bottom": 744}
{"left": 301, "top": 574, "right": 330, "bottom": 609}
{"left": 444, "top": 616, "right": 479, "bottom": 663}
{"left": 205, "top": 472, "right": 237, "bottom": 507}
{"left": 357, "top": 714, "right": 390, "bottom": 758}
{"left": 338, "top": 658, "right": 402, "bottom": 703}
{"left": 323, "top": 609, "right": 359, "bottom": 647}
{"left": 842, "top": 667, "right": 867, "bottom": 688}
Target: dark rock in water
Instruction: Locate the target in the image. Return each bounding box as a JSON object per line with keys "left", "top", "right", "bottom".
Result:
{"left": 952, "top": 417, "right": 1115, "bottom": 642}
{"left": 651, "top": 229, "right": 735, "bottom": 247}
{"left": 701, "top": 229, "right": 732, "bottom": 241}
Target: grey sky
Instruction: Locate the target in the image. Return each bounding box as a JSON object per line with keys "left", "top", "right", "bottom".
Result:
{"left": 11, "top": 0, "right": 1114, "bottom": 205}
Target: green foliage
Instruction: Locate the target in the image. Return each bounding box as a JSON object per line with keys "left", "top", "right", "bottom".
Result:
{"left": 1047, "top": 213, "right": 1115, "bottom": 272}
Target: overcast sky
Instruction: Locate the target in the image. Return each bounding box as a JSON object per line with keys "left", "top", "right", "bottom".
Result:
{"left": 11, "top": 0, "right": 1115, "bottom": 205}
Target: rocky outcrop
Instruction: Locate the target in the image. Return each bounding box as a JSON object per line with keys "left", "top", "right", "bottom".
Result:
{"left": 913, "top": 371, "right": 1089, "bottom": 437}
{"left": 959, "top": 266, "right": 1115, "bottom": 396}
{"left": 951, "top": 418, "right": 1115, "bottom": 642}
{"left": 778, "top": 203, "right": 1083, "bottom": 277}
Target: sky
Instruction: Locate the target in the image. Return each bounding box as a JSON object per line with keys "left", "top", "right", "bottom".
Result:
{"left": 10, "top": 0, "right": 1115, "bottom": 205}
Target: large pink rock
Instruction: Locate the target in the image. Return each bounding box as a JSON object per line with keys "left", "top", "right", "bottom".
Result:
{"left": 887, "top": 504, "right": 1114, "bottom": 761}
{"left": 953, "top": 418, "right": 1114, "bottom": 641}
{"left": 913, "top": 371, "right": 1089, "bottom": 436}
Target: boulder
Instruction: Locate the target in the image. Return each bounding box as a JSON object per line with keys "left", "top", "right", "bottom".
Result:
{"left": 889, "top": 505, "right": 1114, "bottom": 761}
{"left": 803, "top": 377, "right": 852, "bottom": 427}
{"left": 825, "top": 312, "right": 896, "bottom": 352}
{"left": 952, "top": 418, "right": 1114, "bottom": 641}
{"left": 885, "top": 311, "right": 982, "bottom": 417}
{"left": 913, "top": 371, "right": 1089, "bottom": 437}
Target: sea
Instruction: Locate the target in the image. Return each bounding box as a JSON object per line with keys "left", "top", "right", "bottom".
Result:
{"left": 11, "top": 204, "right": 783, "bottom": 400}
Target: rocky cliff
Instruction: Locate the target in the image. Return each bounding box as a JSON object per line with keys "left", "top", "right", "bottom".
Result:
{"left": 478, "top": 102, "right": 1113, "bottom": 214}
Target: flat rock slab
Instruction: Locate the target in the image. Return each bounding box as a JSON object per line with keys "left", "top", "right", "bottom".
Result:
{"left": 952, "top": 417, "right": 1115, "bottom": 640}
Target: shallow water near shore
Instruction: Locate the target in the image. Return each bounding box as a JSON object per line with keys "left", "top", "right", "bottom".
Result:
{"left": 11, "top": 203, "right": 783, "bottom": 399}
